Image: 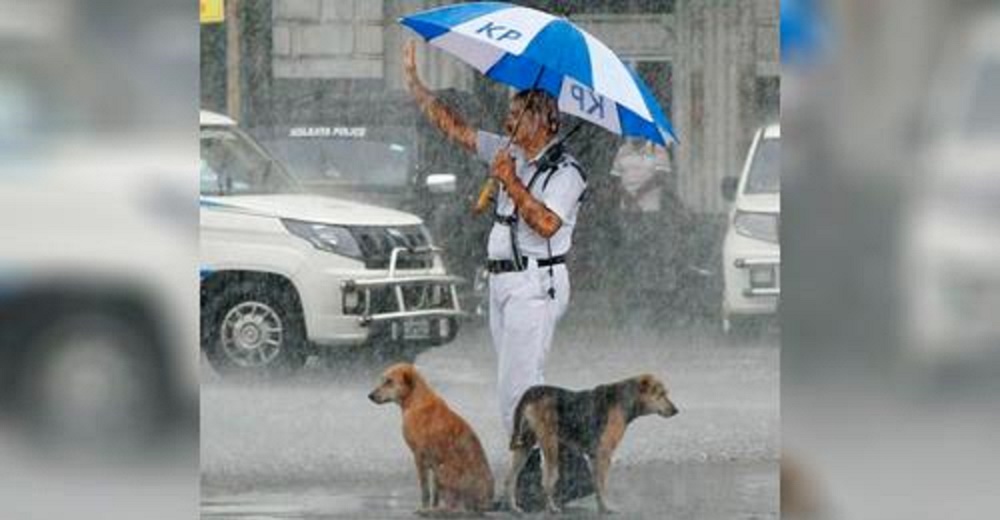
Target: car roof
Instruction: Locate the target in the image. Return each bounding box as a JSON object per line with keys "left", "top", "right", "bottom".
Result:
{"left": 200, "top": 110, "right": 236, "bottom": 127}
{"left": 762, "top": 124, "right": 780, "bottom": 139}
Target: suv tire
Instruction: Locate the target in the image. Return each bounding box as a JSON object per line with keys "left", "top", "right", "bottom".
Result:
{"left": 17, "top": 312, "right": 170, "bottom": 449}
{"left": 204, "top": 280, "right": 307, "bottom": 376}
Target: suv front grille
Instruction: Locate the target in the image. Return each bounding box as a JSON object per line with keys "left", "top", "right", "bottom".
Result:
{"left": 350, "top": 225, "right": 432, "bottom": 270}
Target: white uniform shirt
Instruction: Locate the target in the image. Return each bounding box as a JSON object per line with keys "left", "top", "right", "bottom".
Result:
{"left": 477, "top": 130, "right": 587, "bottom": 260}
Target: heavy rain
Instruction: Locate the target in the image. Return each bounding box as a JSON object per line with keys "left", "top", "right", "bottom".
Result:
{"left": 15, "top": 1, "right": 1000, "bottom": 519}
{"left": 198, "top": 1, "right": 779, "bottom": 518}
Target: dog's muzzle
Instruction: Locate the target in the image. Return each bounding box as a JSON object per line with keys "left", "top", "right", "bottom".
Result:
{"left": 368, "top": 391, "right": 381, "bottom": 404}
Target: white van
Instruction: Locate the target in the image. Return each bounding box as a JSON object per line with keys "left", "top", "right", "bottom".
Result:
{"left": 200, "top": 111, "right": 462, "bottom": 374}
{"left": 0, "top": 135, "right": 198, "bottom": 447}
{"left": 721, "top": 124, "right": 781, "bottom": 334}
{"left": 900, "top": 15, "right": 1000, "bottom": 368}
{"left": 0, "top": 29, "right": 197, "bottom": 450}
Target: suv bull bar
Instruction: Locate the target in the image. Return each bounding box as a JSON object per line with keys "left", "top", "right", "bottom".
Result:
{"left": 341, "top": 246, "right": 466, "bottom": 326}
{"left": 734, "top": 256, "right": 781, "bottom": 297}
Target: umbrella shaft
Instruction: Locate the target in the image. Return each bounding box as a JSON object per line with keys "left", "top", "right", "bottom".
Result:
{"left": 471, "top": 66, "right": 543, "bottom": 216}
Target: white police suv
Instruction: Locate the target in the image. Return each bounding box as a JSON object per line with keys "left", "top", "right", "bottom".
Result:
{"left": 721, "top": 124, "right": 780, "bottom": 334}
{"left": 200, "top": 111, "right": 462, "bottom": 375}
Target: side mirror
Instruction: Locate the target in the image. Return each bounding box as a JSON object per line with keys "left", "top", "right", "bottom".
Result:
{"left": 426, "top": 173, "right": 456, "bottom": 194}
{"left": 721, "top": 177, "right": 739, "bottom": 202}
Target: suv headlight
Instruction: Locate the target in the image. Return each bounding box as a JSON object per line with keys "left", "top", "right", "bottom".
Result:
{"left": 282, "top": 219, "right": 363, "bottom": 259}
{"left": 733, "top": 211, "right": 779, "bottom": 243}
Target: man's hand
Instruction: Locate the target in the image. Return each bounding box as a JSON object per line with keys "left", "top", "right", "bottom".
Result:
{"left": 402, "top": 40, "right": 476, "bottom": 152}
{"left": 496, "top": 155, "right": 563, "bottom": 238}
{"left": 403, "top": 41, "right": 431, "bottom": 106}
{"left": 490, "top": 151, "right": 517, "bottom": 186}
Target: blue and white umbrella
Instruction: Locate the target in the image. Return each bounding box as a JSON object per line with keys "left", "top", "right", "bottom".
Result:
{"left": 399, "top": 1, "right": 678, "bottom": 146}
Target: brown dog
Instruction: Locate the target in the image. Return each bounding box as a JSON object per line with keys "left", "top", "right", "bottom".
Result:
{"left": 368, "top": 363, "right": 494, "bottom": 515}
{"left": 504, "top": 374, "right": 679, "bottom": 514}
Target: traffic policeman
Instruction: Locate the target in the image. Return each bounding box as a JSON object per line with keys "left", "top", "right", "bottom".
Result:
{"left": 403, "top": 42, "right": 587, "bottom": 433}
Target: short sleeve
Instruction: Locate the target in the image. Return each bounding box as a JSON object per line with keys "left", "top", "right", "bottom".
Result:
{"left": 541, "top": 163, "right": 587, "bottom": 222}
{"left": 476, "top": 130, "right": 508, "bottom": 164}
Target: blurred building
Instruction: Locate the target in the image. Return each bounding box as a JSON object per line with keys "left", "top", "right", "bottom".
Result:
{"left": 201, "top": 0, "right": 779, "bottom": 215}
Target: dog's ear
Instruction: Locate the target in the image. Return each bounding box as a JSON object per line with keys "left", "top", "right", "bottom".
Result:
{"left": 401, "top": 369, "right": 413, "bottom": 389}
{"left": 638, "top": 375, "right": 653, "bottom": 394}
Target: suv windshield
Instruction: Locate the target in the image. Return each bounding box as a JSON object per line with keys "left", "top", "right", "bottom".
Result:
{"left": 745, "top": 136, "right": 780, "bottom": 194}
{"left": 200, "top": 126, "right": 298, "bottom": 196}
{"left": 260, "top": 126, "right": 415, "bottom": 188}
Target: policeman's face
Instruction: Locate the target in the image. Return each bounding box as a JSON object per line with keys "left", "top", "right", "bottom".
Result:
{"left": 504, "top": 98, "right": 545, "bottom": 147}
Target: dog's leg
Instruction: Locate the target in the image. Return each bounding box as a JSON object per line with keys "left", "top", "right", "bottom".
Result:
{"left": 594, "top": 406, "right": 627, "bottom": 514}
{"left": 437, "top": 487, "right": 461, "bottom": 516}
{"left": 593, "top": 450, "right": 617, "bottom": 515}
{"left": 415, "top": 453, "right": 432, "bottom": 513}
{"left": 539, "top": 434, "right": 562, "bottom": 514}
{"left": 504, "top": 446, "right": 531, "bottom": 514}
{"left": 430, "top": 467, "right": 441, "bottom": 509}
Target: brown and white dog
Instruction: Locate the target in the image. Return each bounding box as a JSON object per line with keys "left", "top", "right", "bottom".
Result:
{"left": 368, "top": 363, "right": 494, "bottom": 515}
{"left": 504, "top": 374, "right": 679, "bottom": 514}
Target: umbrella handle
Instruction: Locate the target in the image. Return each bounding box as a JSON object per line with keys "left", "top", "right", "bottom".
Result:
{"left": 471, "top": 122, "right": 582, "bottom": 216}
{"left": 472, "top": 178, "right": 498, "bottom": 215}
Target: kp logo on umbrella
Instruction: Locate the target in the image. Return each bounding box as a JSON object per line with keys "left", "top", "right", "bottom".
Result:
{"left": 562, "top": 77, "right": 613, "bottom": 131}
{"left": 476, "top": 21, "right": 522, "bottom": 42}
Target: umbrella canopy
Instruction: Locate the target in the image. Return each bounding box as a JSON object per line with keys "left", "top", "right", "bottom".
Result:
{"left": 399, "top": 1, "right": 678, "bottom": 146}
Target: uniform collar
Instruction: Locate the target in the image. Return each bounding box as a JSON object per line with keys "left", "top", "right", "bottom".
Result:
{"left": 527, "top": 138, "right": 558, "bottom": 166}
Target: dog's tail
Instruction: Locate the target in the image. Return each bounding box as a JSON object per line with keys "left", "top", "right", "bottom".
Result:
{"left": 510, "top": 400, "right": 528, "bottom": 450}
{"left": 509, "top": 389, "right": 537, "bottom": 450}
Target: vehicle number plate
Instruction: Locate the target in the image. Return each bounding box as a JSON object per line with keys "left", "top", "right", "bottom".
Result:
{"left": 403, "top": 319, "right": 431, "bottom": 340}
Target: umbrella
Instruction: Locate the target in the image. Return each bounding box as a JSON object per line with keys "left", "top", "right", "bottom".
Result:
{"left": 399, "top": 2, "right": 678, "bottom": 214}
{"left": 399, "top": 1, "right": 677, "bottom": 147}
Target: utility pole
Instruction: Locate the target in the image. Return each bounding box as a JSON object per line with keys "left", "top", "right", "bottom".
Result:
{"left": 226, "top": 0, "right": 241, "bottom": 120}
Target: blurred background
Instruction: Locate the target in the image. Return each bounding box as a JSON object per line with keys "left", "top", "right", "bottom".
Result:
{"left": 0, "top": 0, "right": 198, "bottom": 519}
{"left": 199, "top": 1, "right": 780, "bottom": 519}
{"left": 4, "top": 0, "right": 997, "bottom": 517}
{"left": 782, "top": 0, "right": 1000, "bottom": 518}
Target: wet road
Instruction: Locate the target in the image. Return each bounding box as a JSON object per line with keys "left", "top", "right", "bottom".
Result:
{"left": 201, "top": 309, "right": 778, "bottom": 519}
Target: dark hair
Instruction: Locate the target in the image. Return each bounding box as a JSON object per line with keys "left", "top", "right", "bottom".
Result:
{"left": 513, "top": 88, "right": 560, "bottom": 135}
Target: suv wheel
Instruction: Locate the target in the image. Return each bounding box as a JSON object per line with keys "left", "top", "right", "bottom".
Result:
{"left": 204, "top": 281, "right": 307, "bottom": 376}
{"left": 17, "top": 312, "right": 169, "bottom": 449}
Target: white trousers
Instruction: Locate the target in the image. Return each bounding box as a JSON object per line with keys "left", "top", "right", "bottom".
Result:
{"left": 489, "top": 262, "right": 570, "bottom": 434}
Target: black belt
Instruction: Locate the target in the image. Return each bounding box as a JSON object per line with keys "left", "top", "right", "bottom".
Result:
{"left": 494, "top": 214, "right": 517, "bottom": 226}
{"left": 487, "top": 255, "right": 566, "bottom": 274}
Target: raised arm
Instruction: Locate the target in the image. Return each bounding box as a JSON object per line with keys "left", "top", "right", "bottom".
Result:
{"left": 403, "top": 41, "right": 477, "bottom": 153}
